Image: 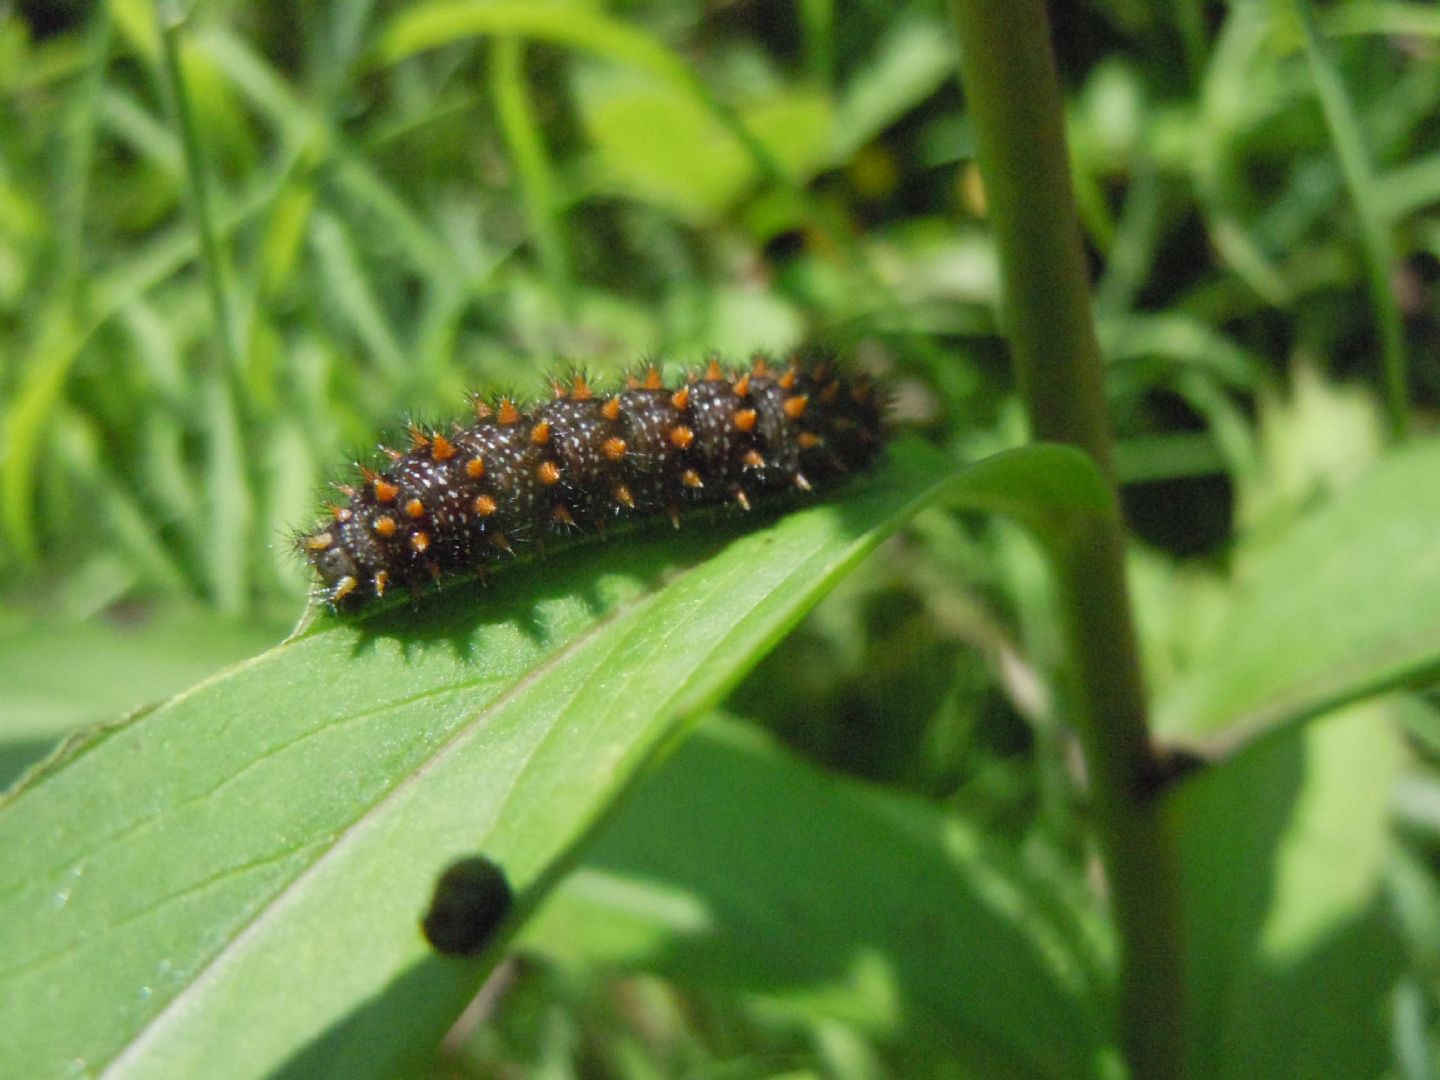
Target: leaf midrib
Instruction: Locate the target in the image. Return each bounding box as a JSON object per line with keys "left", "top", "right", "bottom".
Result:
{"left": 97, "top": 570, "right": 674, "bottom": 1076}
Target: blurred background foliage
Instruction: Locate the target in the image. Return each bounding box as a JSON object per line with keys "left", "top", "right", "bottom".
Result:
{"left": 1, "top": 0, "right": 1439, "bottom": 1075}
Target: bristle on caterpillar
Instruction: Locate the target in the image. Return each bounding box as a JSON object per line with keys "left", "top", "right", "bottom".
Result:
{"left": 300, "top": 355, "right": 885, "bottom": 610}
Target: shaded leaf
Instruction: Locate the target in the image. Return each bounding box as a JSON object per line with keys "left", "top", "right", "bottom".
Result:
{"left": 1172, "top": 700, "right": 1405, "bottom": 1079}
{"left": 526, "top": 717, "right": 1114, "bottom": 1079}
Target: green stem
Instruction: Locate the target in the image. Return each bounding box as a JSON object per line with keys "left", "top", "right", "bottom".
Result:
{"left": 946, "top": 4, "right": 1185, "bottom": 1077}
{"left": 946, "top": 5, "right": 1116, "bottom": 482}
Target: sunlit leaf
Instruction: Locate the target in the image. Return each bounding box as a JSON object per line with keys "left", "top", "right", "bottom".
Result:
{"left": 1155, "top": 439, "right": 1440, "bottom": 752}
{"left": 0, "top": 439, "right": 1113, "bottom": 1078}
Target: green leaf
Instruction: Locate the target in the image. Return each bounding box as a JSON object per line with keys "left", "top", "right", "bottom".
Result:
{"left": 0, "top": 439, "right": 928, "bottom": 1077}
{"left": 578, "top": 71, "right": 832, "bottom": 221}
{"left": 0, "top": 439, "right": 1110, "bottom": 1078}
{"left": 1172, "top": 700, "right": 1405, "bottom": 1079}
{"left": 376, "top": 1, "right": 799, "bottom": 207}
{"left": 0, "top": 438, "right": 1113, "bottom": 1077}
{"left": 831, "top": 14, "right": 956, "bottom": 161}
{"left": 1155, "top": 439, "right": 1440, "bottom": 751}
{"left": 0, "top": 608, "right": 283, "bottom": 792}
{"left": 1, "top": 305, "right": 85, "bottom": 562}
{"left": 939, "top": 440, "right": 1115, "bottom": 549}
{"left": 378, "top": 2, "right": 696, "bottom": 93}
{"left": 526, "top": 716, "right": 1114, "bottom": 1079}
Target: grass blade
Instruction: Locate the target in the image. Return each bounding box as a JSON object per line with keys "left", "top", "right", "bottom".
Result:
{"left": 1294, "top": 0, "right": 1410, "bottom": 439}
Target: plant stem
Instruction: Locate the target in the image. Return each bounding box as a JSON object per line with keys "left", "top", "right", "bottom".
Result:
{"left": 946, "top": 3, "right": 1185, "bottom": 1077}
{"left": 947, "top": 3, "right": 1114, "bottom": 479}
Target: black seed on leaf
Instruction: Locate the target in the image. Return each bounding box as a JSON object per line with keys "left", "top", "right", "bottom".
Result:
{"left": 421, "top": 855, "right": 514, "bottom": 957}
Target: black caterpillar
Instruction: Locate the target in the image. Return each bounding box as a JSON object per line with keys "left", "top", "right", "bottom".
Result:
{"left": 300, "top": 355, "right": 885, "bottom": 610}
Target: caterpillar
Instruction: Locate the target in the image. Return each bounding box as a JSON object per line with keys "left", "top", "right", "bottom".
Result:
{"left": 300, "top": 354, "right": 885, "bottom": 610}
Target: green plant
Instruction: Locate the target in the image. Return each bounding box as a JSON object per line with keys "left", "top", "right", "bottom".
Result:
{"left": 2, "top": 2, "right": 1440, "bottom": 1077}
